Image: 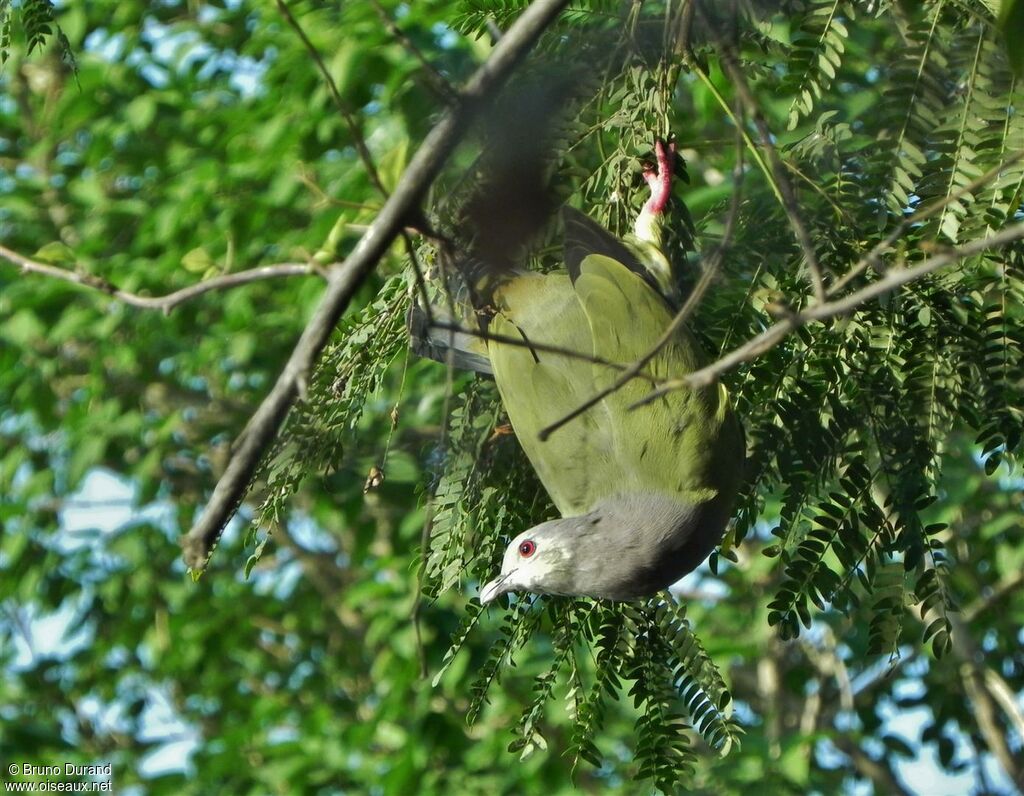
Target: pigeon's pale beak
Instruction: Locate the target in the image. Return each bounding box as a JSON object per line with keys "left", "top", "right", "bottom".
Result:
{"left": 479, "top": 571, "right": 513, "bottom": 604}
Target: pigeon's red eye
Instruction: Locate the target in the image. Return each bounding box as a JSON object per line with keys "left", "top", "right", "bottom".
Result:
{"left": 518, "top": 540, "right": 536, "bottom": 557}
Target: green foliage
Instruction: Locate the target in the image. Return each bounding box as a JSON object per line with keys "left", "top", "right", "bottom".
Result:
{"left": 397, "top": 0, "right": 1024, "bottom": 789}
{"left": 1, "top": 0, "right": 1022, "bottom": 794}
{"left": 783, "top": 0, "right": 856, "bottom": 130}
{"left": 0, "top": 0, "right": 74, "bottom": 66}
{"left": 998, "top": 0, "right": 1024, "bottom": 75}
{"left": 250, "top": 273, "right": 411, "bottom": 567}
{"left": 420, "top": 379, "right": 538, "bottom": 599}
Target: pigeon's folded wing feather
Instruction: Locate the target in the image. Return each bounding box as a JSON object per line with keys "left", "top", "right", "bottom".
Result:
{"left": 573, "top": 254, "right": 740, "bottom": 505}
{"left": 488, "top": 271, "right": 615, "bottom": 516}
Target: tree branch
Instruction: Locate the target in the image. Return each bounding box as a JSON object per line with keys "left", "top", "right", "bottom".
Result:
{"left": 643, "top": 221, "right": 1024, "bottom": 399}
{"left": 181, "top": 0, "right": 572, "bottom": 571}
{"left": 948, "top": 611, "right": 1024, "bottom": 789}
{"left": 0, "top": 244, "right": 324, "bottom": 312}
{"left": 850, "top": 566, "right": 1024, "bottom": 704}
{"left": 830, "top": 736, "right": 914, "bottom": 796}
{"left": 964, "top": 570, "right": 1024, "bottom": 622}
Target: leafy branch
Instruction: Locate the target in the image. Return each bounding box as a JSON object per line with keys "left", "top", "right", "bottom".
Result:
{"left": 643, "top": 220, "right": 1024, "bottom": 398}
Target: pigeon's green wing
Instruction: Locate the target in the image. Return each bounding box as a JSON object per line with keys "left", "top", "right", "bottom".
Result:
{"left": 573, "top": 254, "right": 743, "bottom": 506}
{"left": 488, "top": 271, "right": 616, "bottom": 516}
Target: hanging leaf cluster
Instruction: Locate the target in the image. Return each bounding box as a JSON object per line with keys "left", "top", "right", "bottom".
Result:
{"left": 1, "top": 0, "right": 75, "bottom": 67}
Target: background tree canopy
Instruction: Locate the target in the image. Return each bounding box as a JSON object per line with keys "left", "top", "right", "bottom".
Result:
{"left": 1, "top": 0, "right": 1022, "bottom": 794}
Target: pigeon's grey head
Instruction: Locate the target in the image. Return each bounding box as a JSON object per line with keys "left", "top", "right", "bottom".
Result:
{"left": 478, "top": 493, "right": 728, "bottom": 603}
{"left": 479, "top": 518, "right": 581, "bottom": 604}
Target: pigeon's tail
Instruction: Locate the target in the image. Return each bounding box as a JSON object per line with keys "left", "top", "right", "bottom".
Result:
{"left": 406, "top": 299, "right": 493, "bottom": 376}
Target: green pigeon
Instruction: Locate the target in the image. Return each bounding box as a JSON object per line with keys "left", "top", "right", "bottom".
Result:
{"left": 413, "top": 138, "right": 745, "bottom": 602}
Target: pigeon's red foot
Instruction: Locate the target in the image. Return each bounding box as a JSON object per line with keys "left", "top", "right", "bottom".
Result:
{"left": 642, "top": 137, "right": 677, "bottom": 216}
{"left": 487, "top": 423, "right": 515, "bottom": 445}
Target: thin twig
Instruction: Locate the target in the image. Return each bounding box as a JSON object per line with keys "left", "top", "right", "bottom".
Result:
{"left": 411, "top": 343, "right": 457, "bottom": 680}
{"left": 402, "top": 235, "right": 437, "bottom": 330}
{"left": 296, "top": 164, "right": 385, "bottom": 210}
{"left": 786, "top": 160, "right": 855, "bottom": 225}
{"left": 275, "top": 0, "right": 388, "bottom": 198}
{"left": 0, "top": 244, "right": 323, "bottom": 312}
{"left": 715, "top": 44, "right": 827, "bottom": 303}
{"left": 370, "top": 0, "right": 458, "bottom": 103}
{"left": 673, "top": 0, "right": 696, "bottom": 63}
{"left": 411, "top": 244, "right": 467, "bottom": 677}
{"left": 536, "top": 262, "right": 713, "bottom": 440}
{"left": 182, "top": 0, "right": 572, "bottom": 571}
{"left": 644, "top": 150, "right": 1024, "bottom": 408}
{"left": 675, "top": 4, "right": 781, "bottom": 206}
{"left": 426, "top": 320, "right": 663, "bottom": 383}
{"left": 681, "top": 3, "right": 823, "bottom": 298}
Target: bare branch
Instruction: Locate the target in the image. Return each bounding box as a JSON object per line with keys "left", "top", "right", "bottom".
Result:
{"left": 830, "top": 737, "right": 914, "bottom": 796}
{"left": 757, "top": 650, "right": 783, "bottom": 759}
{"left": 948, "top": 610, "right": 1024, "bottom": 788}
{"left": 983, "top": 667, "right": 1024, "bottom": 753}
{"left": 182, "top": 0, "right": 572, "bottom": 571}
{"left": 0, "top": 244, "right": 323, "bottom": 312}
{"left": 964, "top": 570, "right": 1024, "bottom": 622}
